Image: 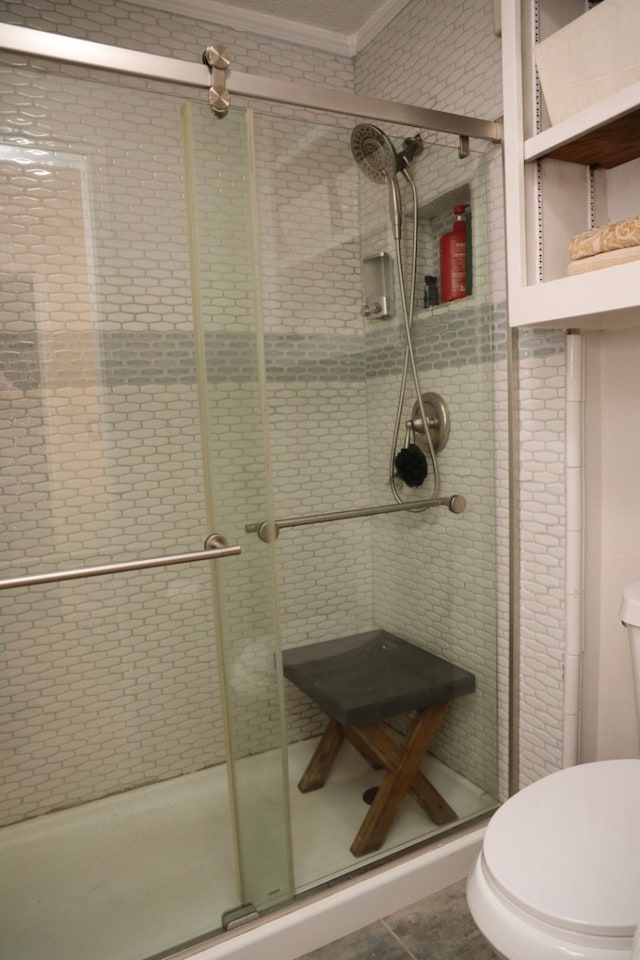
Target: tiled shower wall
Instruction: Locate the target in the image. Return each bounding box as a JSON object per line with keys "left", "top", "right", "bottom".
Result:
{"left": 0, "top": 68, "right": 217, "bottom": 826}
{"left": 0, "top": 0, "right": 359, "bottom": 824}
{"left": 253, "top": 113, "right": 376, "bottom": 674}
{"left": 251, "top": 105, "right": 501, "bottom": 797}
{"left": 0, "top": 0, "right": 374, "bottom": 825}
{"left": 0, "top": 0, "right": 568, "bottom": 827}
{"left": 355, "top": 0, "right": 566, "bottom": 789}
{"left": 352, "top": 131, "right": 499, "bottom": 797}
{"left": 356, "top": 1, "right": 503, "bottom": 796}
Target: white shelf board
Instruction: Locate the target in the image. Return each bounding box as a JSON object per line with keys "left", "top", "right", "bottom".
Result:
{"left": 523, "top": 80, "right": 640, "bottom": 162}
{"left": 509, "top": 258, "right": 640, "bottom": 330}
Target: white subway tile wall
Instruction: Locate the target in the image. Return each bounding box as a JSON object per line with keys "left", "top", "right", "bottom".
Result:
{"left": 0, "top": 7, "right": 364, "bottom": 821}
{"left": 0, "top": 0, "right": 567, "bottom": 830}
{"left": 253, "top": 113, "right": 375, "bottom": 742}
{"left": 0, "top": 71, "right": 218, "bottom": 826}
{"left": 355, "top": 0, "right": 565, "bottom": 788}
{"left": 517, "top": 329, "right": 567, "bottom": 780}
{"left": 353, "top": 136, "right": 500, "bottom": 796}
{"left": 183, "top": 102, "right": 288, "bottom": 765}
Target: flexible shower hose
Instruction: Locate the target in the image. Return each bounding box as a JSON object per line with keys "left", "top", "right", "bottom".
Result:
{"left": 388, "top": 167, "right": 440, "bottom": 504}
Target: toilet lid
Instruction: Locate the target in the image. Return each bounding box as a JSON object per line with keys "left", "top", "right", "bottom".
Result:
{"left": 483, "top": 759, "right": 640, "bottom": 937}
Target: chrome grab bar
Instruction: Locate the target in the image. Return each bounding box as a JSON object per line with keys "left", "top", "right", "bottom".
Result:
{"left": 245, "top": 495, "right": 466, "bottom": 542}
{"left": 0, "top": 534, "right": 240, "bottom": 590}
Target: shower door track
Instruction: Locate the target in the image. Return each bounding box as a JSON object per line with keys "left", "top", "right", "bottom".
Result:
{"left": 1, "top": 24, "right": 502, "bottom": 143}
{"left": 0, "top": 536, "right": 241, "bottom": 590}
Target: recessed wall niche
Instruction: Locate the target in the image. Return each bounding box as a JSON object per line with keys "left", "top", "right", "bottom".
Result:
{"left": 415, "top": 182, "right": 473, "bottom": 313}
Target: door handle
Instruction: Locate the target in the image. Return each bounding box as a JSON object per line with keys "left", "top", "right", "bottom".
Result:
{"left": 0, "top": 534, "right": 240, "bottom": 590}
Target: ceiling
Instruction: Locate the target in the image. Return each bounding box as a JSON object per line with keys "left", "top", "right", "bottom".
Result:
{"left": 206, "top": 0, "right": 400, "bottom": 35}
{"left": 135, "top": 0, "right": 413, "bottom": 55}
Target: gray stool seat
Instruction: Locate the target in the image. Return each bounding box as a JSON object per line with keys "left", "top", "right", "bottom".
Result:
{"left": 282, "top": 629, "right": 475, "bottom": 726}
{"left": 282, "top": 629, "right": 475, "bottom": 857}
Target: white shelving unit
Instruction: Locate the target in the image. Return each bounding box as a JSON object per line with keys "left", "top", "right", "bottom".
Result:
{"left": 502, "top": 0, "right": 640, "bottom": 330}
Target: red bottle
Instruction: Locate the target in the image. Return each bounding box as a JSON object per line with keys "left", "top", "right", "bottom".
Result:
{"left": 439, "top": 204, "right": 468, "bottom": 302}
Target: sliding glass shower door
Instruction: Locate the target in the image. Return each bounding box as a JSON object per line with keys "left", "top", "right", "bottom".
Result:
{"left": 0, "top": 64, "right": 292, "bottom": 960}
{"left": 182, "top": 101, "right": 294, "bottom": 914}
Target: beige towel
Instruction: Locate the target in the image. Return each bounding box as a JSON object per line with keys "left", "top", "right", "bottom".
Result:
{"left": 566, "top": 244, "right": 640, "bottom": 275}
{"left": 569, "top": 214, "right": 640, "bottom": 261}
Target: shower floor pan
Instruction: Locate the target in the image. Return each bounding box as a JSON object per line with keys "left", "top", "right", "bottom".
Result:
{"left": 0, "top": 739, "right": 495, "bottom": 960}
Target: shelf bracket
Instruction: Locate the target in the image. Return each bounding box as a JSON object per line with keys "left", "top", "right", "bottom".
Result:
{"left": 458, "top": 135, "right": 470, "bottom": 159}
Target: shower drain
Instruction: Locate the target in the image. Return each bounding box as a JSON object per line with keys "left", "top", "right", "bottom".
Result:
{"left": 362, "top": 786, "right": 379, "bottom": 805}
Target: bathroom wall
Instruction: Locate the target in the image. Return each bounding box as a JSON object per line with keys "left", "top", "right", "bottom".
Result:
{"left": 251, "top": 112, "right": 376, "bottom": 743}
{"left": 0, "top": 0, "right": 572, "bottom": 824}
{"left": 583, "top": 326, "right": 640, "bottom": 761}
{"left": 0, "top": 67, "right": 217, "bottom": 825}
{"left": 516, "top": 327, "right": 566, "bottom": 781}
{"left": 0, "top": 0, "right": 360, "bottom": 824}
{"left": 355, "top": 0, "right": 568, "bottom": 791}
{"left": 355, "top": 0, "right": 505, "bottom": 796}
{"left": 581, "top": 162, "right": 640, "bottom": 763}
{"left": 353, "top": 133, "right": 500, "bottom": 795}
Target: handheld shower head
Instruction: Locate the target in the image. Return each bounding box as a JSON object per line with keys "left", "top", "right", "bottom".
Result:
{"left": 350, "top": 123, "right": 399, "bottom": 183}
{"left": 351, "top": 124, "right": 403, "bottom": 238}
{"left": 350, "top": 125, "right": 424, "bottom": 180}
{"left": 350, "top": 124, "right": 423, "bottom": 240}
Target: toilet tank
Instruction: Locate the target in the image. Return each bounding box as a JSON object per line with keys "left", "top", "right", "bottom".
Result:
{"left": 620, "top": 581, "right": 640, "bottom": 735}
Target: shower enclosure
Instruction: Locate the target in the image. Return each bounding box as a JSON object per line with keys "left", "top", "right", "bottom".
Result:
{"left": 0, "top": 26, "right": 503, "bottom": 960}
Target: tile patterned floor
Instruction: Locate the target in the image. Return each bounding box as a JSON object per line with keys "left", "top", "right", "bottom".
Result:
{"left": 297, "top": 879, "right": 498, "bottom": 960}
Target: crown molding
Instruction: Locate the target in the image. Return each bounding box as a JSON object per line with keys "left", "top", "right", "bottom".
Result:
{"left": 130, "top": 0, "right": 414, "bottom": 56}
{"left": 132, "top": 0, "right": 352, "bottom": 56}
{"left": 353, "top": 0, "right": 413, "bottom": 54}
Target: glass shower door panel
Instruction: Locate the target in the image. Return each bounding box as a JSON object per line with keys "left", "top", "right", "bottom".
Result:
{"left": 0, "top": 67, "right": 233, "bottom": 960}
{"left": 0, "top": 570, "right": 237, "bottom": 960}
{"left": 0, "top": 62, "right": 287, "bottom": 958}
{"left": 182, "top": 102, "right": 293, "bottom": 912}
{"left": 245, "top": 113, "right": 501, "bottom": 887}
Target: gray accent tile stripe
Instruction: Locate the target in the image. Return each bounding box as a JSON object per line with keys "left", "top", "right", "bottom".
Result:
{"left": 0, "top": 303, "right": 535, "bottom": 391}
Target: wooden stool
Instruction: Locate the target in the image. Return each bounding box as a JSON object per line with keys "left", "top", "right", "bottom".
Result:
{"left": 282, "top": 630, "right": 475, "bottom": 857}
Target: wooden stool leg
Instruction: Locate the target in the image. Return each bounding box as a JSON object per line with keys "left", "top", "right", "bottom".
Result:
{"left": 409, "top": 774, "right": 457, "bottom": 825}
{"left": 298, "top": 719, "right": 345, "bottom": 792}
{"left": 350, "top": 720, "right": 457, "bottom": 826}
{"left": 350, "top": 702, "right": 449, "bottom": 857}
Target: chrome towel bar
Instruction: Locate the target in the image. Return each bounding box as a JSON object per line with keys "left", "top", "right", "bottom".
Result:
{"left": 0, "top": 534, "right": 240, "bottom": 590}
{"left": 245, "top": 495, "right": 466, "bottom": 542}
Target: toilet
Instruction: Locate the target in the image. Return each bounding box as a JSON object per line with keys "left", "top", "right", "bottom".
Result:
{"left": 467, "top": 581, "right": 640, "bottom": 960}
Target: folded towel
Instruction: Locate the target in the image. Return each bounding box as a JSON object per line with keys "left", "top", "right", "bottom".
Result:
{"left": 566, "top": 244, "right": 640, "bottom": 275}
{"left": 569, "top": 214, "right": 640, "bottom": 261}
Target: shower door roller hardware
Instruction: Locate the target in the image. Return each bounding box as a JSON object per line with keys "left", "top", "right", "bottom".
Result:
{"left": 221, "top": 903, "right": 260, "bottom": 930}
{"left": 202, "top": 44, "right": 230, "bottom": 116}
{"left": 410, "top": 392, "right": 450, "bottom": 453}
